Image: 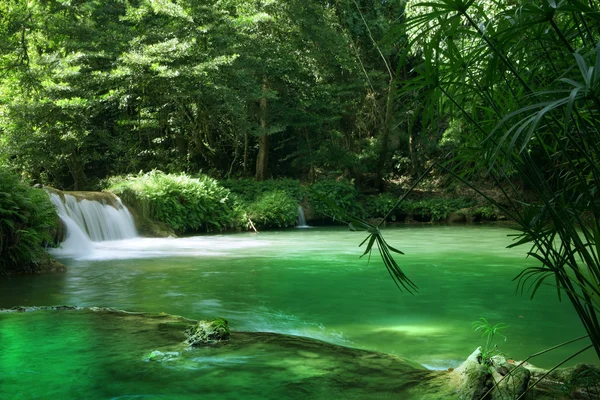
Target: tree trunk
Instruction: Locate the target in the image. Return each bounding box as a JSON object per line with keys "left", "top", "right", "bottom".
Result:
{"left": 255, "top": 134, "right": 269, "bottom": 181}
{"left": 67, "top": 152, "right": 88, "bottom": 190}
{"left": 409, "top": 129, "right": 419, "bottom": 176}
{"left": 243, "top": 130, "right": 249, "bottom": 177}
{"left": 255, "top": 77, "right": 269, "bottom": 181}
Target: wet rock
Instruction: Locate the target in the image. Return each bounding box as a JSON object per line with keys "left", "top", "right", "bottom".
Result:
{"left": 146, "top": 350, "right": 180, "bottom": 362}
{"left": 455, "top": 348, "right": 494, "bottom": 399}
{"left": 545, "top": 364, "right": 600, "bottom": 399}
{"left": 448, "top": 209, "right": 469, "bottom": 223}
{"left": 454, "top": 349, "right": 532, "bottom": 400}
{"left": 490, "top": 355, "right": 530, "bottom": 399}
{"left": 185, "top": 318, "right": 230, "bottom": 346}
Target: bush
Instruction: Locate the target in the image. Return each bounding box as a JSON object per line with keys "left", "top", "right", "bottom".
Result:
{"left": 0, "top": 168, "right": 58, "bottom": 274}
{"left": 222, "top": 178, "right": 306, "bottom": 203}
{"left": 474, "top": 206, "right": 498, "bottom": 221}
{"left": 363, "top": 194, "right": 474, "bottom": 223}
{"left": 309, "top": 179, "right": 364, "bottom": 222}
{"left": 409, "top": 198, "right": 473, "bottom": 222}
{"left": 364, "top": 193, "right": 406, "bottom": 222}
{"left": 247, "top": 190, "right": 299, "bottom": 229}
{"left": 106, "top": 171, "right": 244, "bottom": 233}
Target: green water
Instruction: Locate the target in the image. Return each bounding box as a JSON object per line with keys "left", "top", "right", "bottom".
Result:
{"left": 0, "top": 309, "right": 439, "bottom": 399}
{"left": 0, "top": 225, "right": 595, "bottom": 396}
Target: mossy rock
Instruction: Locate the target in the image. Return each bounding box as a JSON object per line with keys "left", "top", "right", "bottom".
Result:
{"left": 185, "top": 318, "right": 230, "bottom": 346}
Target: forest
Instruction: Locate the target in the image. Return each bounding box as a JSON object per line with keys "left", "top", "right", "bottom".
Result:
{"left": 1, "top": 0, "right": 600, "bottom": 398}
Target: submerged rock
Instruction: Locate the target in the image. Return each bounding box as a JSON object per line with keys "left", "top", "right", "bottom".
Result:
{"left": 185, "top": 318, "right": 230, "bottom": 346}
{"left": 146, "top": 350, "right": 180, "bottom": 362}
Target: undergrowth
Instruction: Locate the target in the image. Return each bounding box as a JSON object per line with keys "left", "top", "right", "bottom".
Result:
{"left": 0, "top": 167, "right": 58, "bottom": 274}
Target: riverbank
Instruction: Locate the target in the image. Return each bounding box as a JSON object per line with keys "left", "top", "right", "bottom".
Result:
{"left": 102, "top": 171, "right": 505, "bottom": 237}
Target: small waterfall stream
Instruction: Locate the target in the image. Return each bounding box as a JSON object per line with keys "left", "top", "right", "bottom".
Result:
{"left": 297, "top": 206, "right": 310, "bottom": 228}
{"left": 49, "top": 192, "right": 137, "bottom": 257}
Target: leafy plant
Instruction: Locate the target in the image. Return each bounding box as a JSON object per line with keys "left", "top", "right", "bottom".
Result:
{"left": 474, "top": 206, "right": 498, "bottom": 222}
{"left": 473, "top": 317, "right": 509, "bottom": 365}
{"left": 0, "top": 167, "right": 58, "bottom": 274}
{"left": 222, "top": 178, "right": 306, "bottom": 204}
{"left": 247, "top": 190, "right": 299, "bottom": 229}
{"left": 364, "top": 193, "right": 407, "bottom": 222}
{"left": 106, "top": 171, "right": 244, "bottom": 233}
{"left": 399, "top": 0, "right": 600, "bottom": 362}
{"left": 309, "top": 179, "right": 364, "bottom": 222}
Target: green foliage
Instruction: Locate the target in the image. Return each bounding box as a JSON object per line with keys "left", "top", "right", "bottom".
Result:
{"left": 364, "top": 193, "right": 405, "bottom": 221}
{"left": 0, "top": 167, "right": 58, "bottom": 274}
{"left": 106, "top": 171, "right": 243, "bottom": 233}
{"left": 402, "top": 0, "right": 600, "bottom": 359}
{"left": 222, "top": 178, "right": 306, "bottom": 203}
{"left": 364, "top": 194, "right": 473, "bottom": 222}
{"left": 474, "top": 206, "right": 497, "bottom": 222}
{"left": 309, "top": 180, "right": 364, "bottom": 222}
{"left": 247, "top": 190, "right": 299, "bottom": 229}
{"left": 409, "top": 198, "right": 472, "bottom": 222}
{"left": 473, "top": 318, "right": 509, "bottom": 364}
{"left": 0, "top": 0, "right": 410, "bottom": 190}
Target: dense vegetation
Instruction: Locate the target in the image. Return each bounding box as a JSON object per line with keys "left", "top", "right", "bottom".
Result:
{"left": 0, "top": 168, "right": 59, "bottom": 274}
{"left": 2, "top": 0, "right": 600, "bottom": 371}
{"left": 105, "top": 171, "right": 479, "bottom": 233}
{"left": 391, "top": 0, "right": 600, "bottom": 362}
{"left": 0, "top": 0, "right": 412, "bottom": 190}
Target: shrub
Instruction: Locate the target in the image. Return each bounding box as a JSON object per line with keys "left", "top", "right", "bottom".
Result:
{"left": 363, "top": 193, "right": 407, "bottom": 222}
{"left": 106, "top": 171, "right": 244, "bottom": 233}
{"left": 309, "top": 179, "right": 363, "bottom": 222}
{"left": 409, "top": 198, "right": 473, "bottom": 222}
{"left": 222, "top": 178, "right": 306, "bottom": 203}
{"left": 247, "top": 190, "right": 298, "bottom": 229}
{"left": 0, "top": 168, "right": 58, "bottom": 274}
{"left": 474, "top": 206, "right": 498, "bottom": 222}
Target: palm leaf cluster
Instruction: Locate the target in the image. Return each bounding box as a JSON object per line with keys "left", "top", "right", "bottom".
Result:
{"left": 399, "top": 0, "right": 600, "bottom": 358}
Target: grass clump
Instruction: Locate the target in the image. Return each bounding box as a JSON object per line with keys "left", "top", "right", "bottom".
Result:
{"left": 0, "top": 167, "right": 59, "bottom": 274}
{"left": 106, "top": 171, "right": 243, "bottom": 233}
{"left": 247, "top": 190, "right": 298, "bottom": 229}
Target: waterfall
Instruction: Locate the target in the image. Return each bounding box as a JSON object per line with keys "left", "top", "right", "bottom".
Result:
{"left": 297, "top": 206, "right": 310, "bottom": 228}
{"left": 49, "top": 192, "right": 137, "bottom": 256}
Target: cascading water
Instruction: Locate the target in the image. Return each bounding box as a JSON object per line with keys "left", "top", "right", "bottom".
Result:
{"left": 49, "top": 192, "right": 137, "bottom": 257}
{"left": 296, "top": 205, "right": 310, "bottom": 228}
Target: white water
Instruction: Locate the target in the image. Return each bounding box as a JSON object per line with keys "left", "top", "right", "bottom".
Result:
{"left": 49, "top": 192, "right": 138, "bottom": 258}
{"left": 296, "top": 205, "right": 310, "bottom": 228}
{"left": 68, "top": 236, "right": 271, "bottom": 261}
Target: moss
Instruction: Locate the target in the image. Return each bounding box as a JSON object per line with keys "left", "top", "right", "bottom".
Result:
{"left": 185, "top": 318, "right": 231, "bottom": 346}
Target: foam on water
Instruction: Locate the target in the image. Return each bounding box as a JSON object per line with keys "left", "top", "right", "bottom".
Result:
{"left": 55, "top": 236, "right": 272, "bottom": 261}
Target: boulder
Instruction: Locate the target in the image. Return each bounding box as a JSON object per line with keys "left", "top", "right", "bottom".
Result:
{"left": 544, "top": 363, "right": 600, "bottom": 399}
{"left": 490, "top": 355, "right": 530, "bottom": 399}
{"left": 455, "top": 347, "right": 494, "bottom": 399}
{"left": 454, "top": 348, "right": 530, "bottom": 400}
{"left": 185, "top": 318, "right": 230, "bottom": 346}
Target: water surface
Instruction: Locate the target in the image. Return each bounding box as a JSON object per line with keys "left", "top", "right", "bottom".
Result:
{"left": 0, "top": 225, "right": 593, "bottom": 370}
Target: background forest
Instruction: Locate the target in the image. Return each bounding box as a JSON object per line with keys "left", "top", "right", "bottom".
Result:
{"left": 3, "top": 1, "right": 600, "bottom": 393}
{"left": 1, "top": 0, "right": 416, "bottom": 190}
